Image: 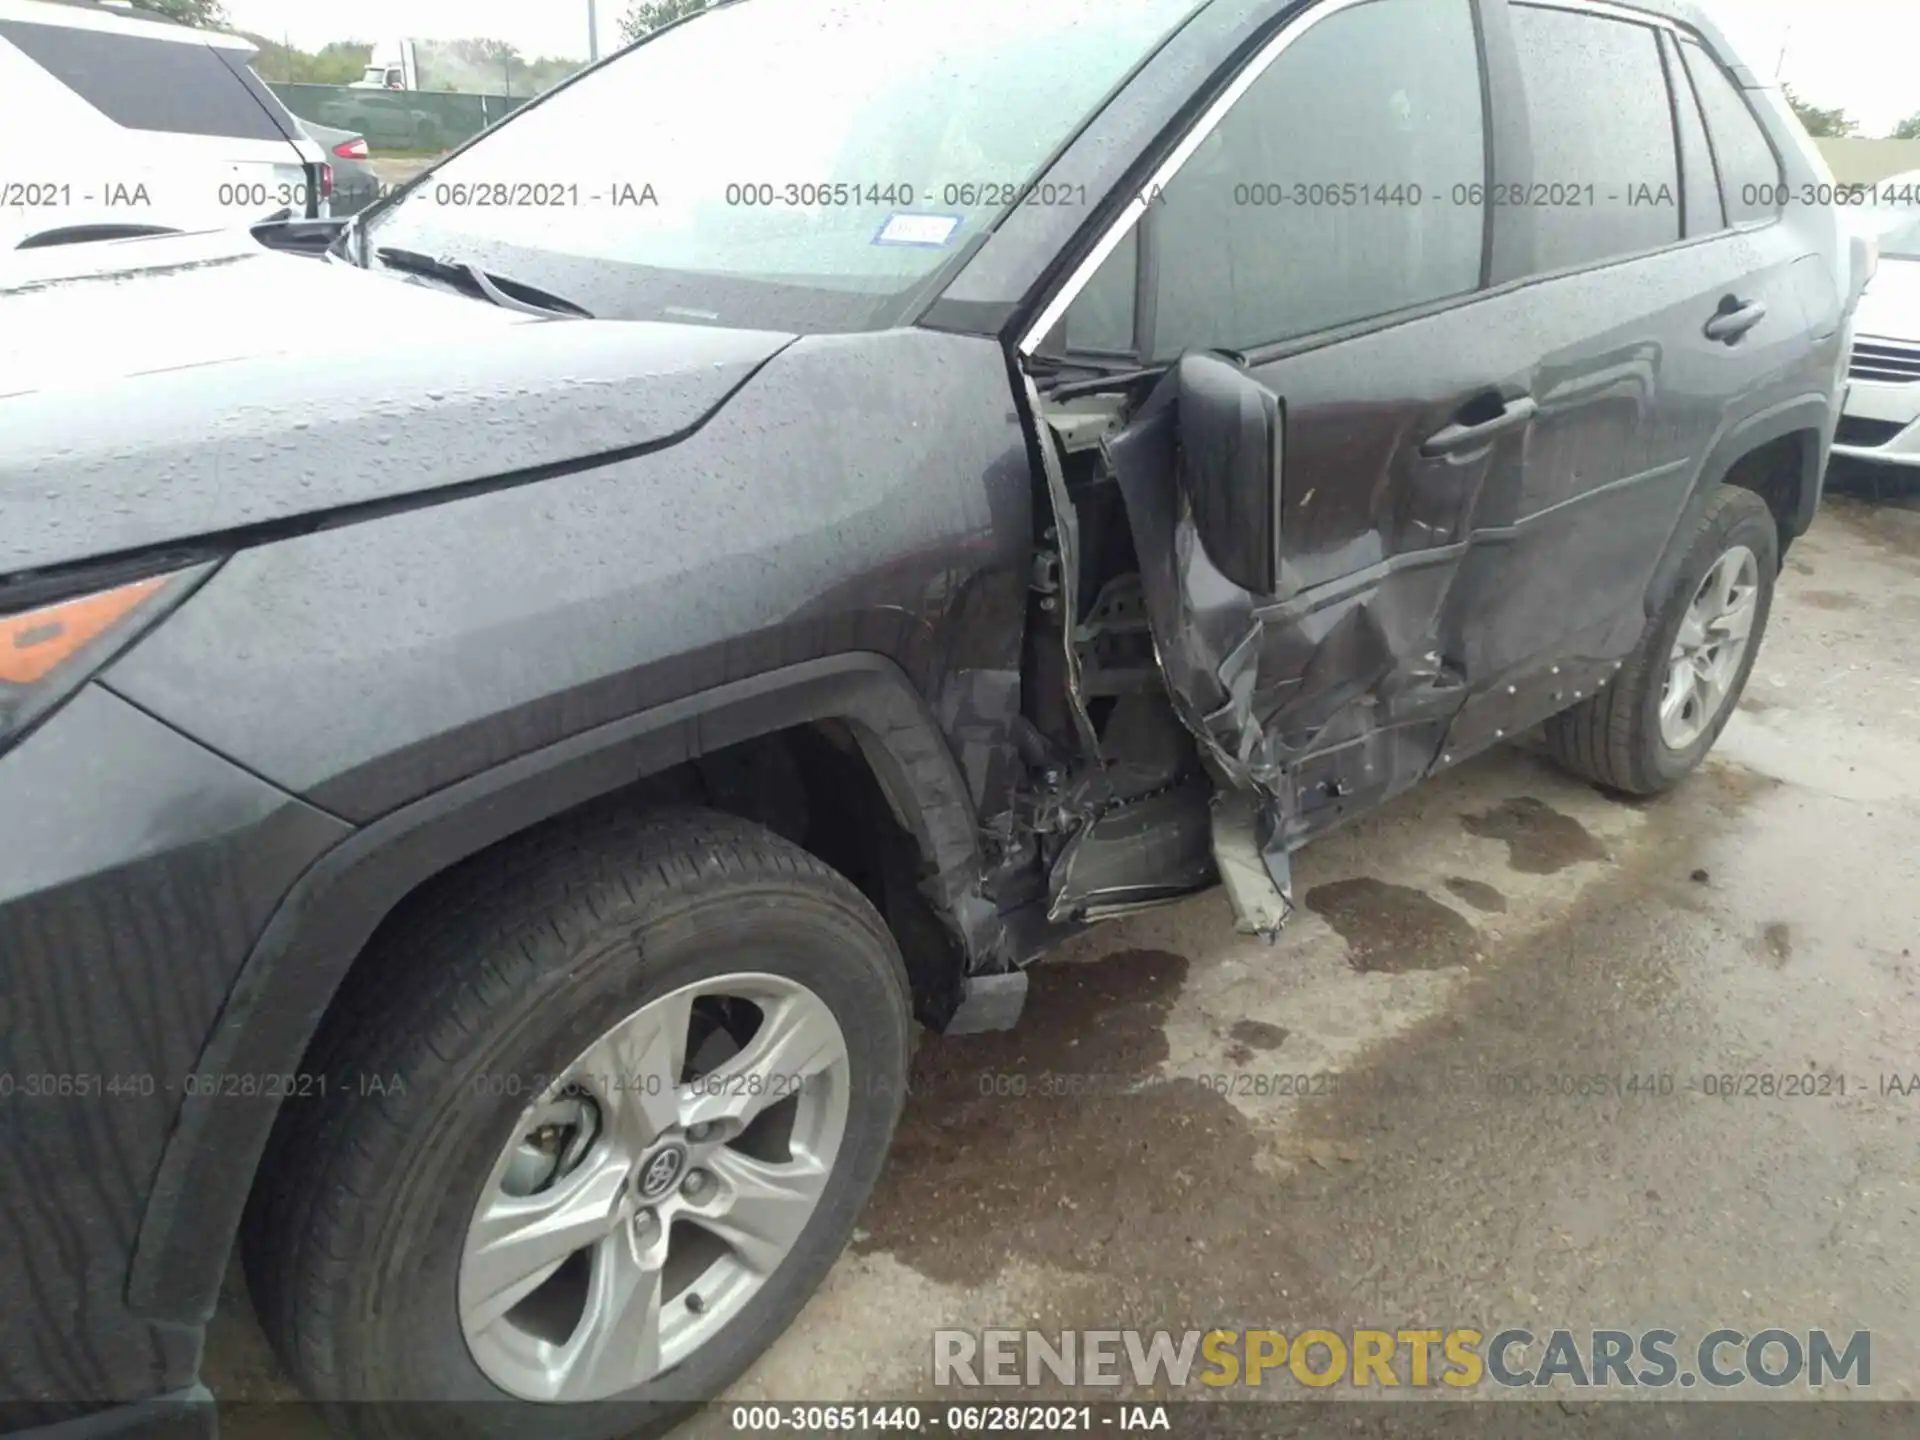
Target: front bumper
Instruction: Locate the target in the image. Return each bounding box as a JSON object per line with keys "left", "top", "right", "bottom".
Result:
{"left": 1833, "top": 344, "right": 1920, "bottom": 466}
{"left": 0, "top": 686, "right": 346, "bottom": 1426}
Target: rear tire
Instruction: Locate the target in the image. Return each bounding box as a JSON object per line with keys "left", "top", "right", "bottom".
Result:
{"left": 242, "top": 807, "right": 912, "bottom": 1439}
{"left": 1544, "top": 485, "right": 1777, "bottom": 795}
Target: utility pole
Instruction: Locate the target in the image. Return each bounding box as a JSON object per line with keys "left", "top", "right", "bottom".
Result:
{"left": 587, "top": 0, "right": 600, "bottom": 61}
{"left": 1775, "top": 21, "right": 1792, "bottom": 81}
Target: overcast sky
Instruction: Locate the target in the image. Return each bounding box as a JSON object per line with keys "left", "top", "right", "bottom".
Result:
{"left": 218, "top": 0, "right": 1920, "bottom": 137}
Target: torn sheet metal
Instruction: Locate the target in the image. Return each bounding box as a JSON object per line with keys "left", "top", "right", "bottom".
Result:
{"left": 1099, "top": 361, "right": 1474, "bottom": 856}
{"left": 1209, "top": 790, "right": 1293, "bottom": 942}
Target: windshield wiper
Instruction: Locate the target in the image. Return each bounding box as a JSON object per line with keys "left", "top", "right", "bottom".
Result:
{"left": 373, "top": 246, "right": 594, "bottom": 319}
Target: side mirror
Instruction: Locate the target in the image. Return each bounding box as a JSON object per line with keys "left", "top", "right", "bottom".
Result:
{"left": 1174, "top": 351, "right": 1282, "bottom": 594}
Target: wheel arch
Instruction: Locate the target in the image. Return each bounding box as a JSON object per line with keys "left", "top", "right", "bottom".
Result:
{"left": 1642, "top": 394, "right": 1830, "bottom": 616}
{"left": 126, "top": 652, "right": 991, "bottom": 1326}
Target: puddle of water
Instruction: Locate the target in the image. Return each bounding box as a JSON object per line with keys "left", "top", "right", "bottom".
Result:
{"left": 1227, "top": 1018, "right": 1289, "bottom": 1052}
{"left": 1444, "top": 876, "right": 1509, "bottom": 913}
{"left": 1461, "top": 796, "right": 1611, "bottom": 875}
{"left": 854, "top": 949, "right": 1269, "bottom": 1286}
{"left": 1303, "top": 879, "right": 1481, "bottom": 973}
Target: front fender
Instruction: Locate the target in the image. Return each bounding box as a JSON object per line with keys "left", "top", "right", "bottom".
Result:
{"left": 126, "top": 652, "right": 986, "bottom": 1327}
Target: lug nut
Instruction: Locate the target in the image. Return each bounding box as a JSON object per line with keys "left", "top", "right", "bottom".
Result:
{"left": 687, "top": 1121, "right": 715, "bottom": 1142}
{"left": 682, "top": 1169, "right": 710, "bottom": 1199}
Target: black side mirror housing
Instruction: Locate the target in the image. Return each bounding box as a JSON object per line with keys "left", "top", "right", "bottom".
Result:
{"left": 1174, "top": 351, "right": 1282, "bottom": 595}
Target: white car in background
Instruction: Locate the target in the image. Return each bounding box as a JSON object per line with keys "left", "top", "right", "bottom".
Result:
{"left": 0, "top": 0, "right": 328, "bottom": 253}
{"left": 1834, "top": 169, "right": 1920, "bottom": 472}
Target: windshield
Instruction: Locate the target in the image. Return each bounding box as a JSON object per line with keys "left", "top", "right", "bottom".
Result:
{"left": 1873, "top": 214, "right": 1920, "bottom": 261}
{"left": 1858, "top": 175, "right": 1920, "bottom": 260}
{"left": 358, "top": 0, "right": 1201, "bottom": 331}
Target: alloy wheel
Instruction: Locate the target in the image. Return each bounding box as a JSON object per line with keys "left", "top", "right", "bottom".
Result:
{"left": 458, "top": 972, "right": 851, "bottom": 1402}
{"left": 1659, "top": 544, "right": 1760, "bottom": 751}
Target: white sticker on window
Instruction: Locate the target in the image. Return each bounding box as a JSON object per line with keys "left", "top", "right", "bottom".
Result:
{"left": 872, "top": 212, "right": 963, "bottom": 248}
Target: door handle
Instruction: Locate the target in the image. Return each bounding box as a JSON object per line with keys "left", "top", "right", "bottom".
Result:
{"left": 1420, "top": 395, "right": 1538, "bottom": 457}
{"left": 1704, "top": 299, "right": 1767, "bottom": 344}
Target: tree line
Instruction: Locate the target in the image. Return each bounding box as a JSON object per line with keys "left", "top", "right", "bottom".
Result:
{"left": 1786, "top": 87, "right": 1920, "bottom": 142}
{"left": 119, "top": 2, "right": 1920, "bottom": 138}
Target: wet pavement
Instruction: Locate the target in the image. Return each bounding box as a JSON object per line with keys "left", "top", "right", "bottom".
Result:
{"left": 208, "top": 495, "right": 1920, "bottom": 1431}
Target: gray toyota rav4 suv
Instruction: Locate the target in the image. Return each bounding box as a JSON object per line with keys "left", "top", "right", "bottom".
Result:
{"left": 0, "top": 0, "right": 1861, "bottom": 1434}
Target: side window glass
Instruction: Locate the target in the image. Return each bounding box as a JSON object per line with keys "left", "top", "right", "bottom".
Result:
{"left": 1508, "top": 6, "right": 1680, "bottom": 273}
{"left": 1140, "top": 0, "right": 1486, "bottom": 360}
{"left": 1058, "top": 225, "right": 1139, "bottom": 356}
{"left": 1662, "top": 31, "right": 1726, "bottom": 237}
{"left": 1680, "top": 39, "right": 1785, "bottom": 225}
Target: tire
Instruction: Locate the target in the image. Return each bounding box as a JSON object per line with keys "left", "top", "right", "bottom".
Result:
{"left": 1544, "top": 485, "right": 1777, "bottom": 795}
{"left": 242, "top": 807, "right": 912, "bottom": 1440}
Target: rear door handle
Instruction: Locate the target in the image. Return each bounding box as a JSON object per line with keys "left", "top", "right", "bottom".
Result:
{"left": 1420, "top": 395, "right": 1538, "bottom": 457}
{"left": 1704, "top": 299, "right": 1767, "bottom": 344}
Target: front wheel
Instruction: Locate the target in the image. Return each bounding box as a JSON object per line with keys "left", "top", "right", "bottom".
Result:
{"left": 242, "top": 808, "right": 912, "bottom": 1439}
{"left": 1544, "top": 485, "right": 1777, "bottom": 795}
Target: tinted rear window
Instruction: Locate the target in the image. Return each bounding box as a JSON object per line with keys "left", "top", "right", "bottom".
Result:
{"left": 0, "top": 19, "right": 292, "bottom": 139}
{"left": 1508, "top": 5, "right": 1680, "bottom": 273}
{"left": 1680, "top": 38, "right": 1784, "bottom": 225}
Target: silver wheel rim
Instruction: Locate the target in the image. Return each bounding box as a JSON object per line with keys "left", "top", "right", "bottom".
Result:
{"left": 458, "top": 972, "right": 850, "bottom": 1402}
{"left": 1660, "top": 544, "right": 1760, "bottom": 751}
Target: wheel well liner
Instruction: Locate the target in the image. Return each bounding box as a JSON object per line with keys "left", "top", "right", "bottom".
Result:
{"left": 126, "top": 652, "right": 983, "bottom": 1325}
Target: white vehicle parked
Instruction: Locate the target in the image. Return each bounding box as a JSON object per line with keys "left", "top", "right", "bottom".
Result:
{"left": 0, "top": 0, "right": 328, "bottom": 253}
{"left": 1835, "top": 168, "right": 1920, "bottom": 470}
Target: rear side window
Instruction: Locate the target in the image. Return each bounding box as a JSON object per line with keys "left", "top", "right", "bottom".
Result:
{"left": 1661, "top": 31, "right": 1726, "bottom": 237}
{"left": 0, "top": 20, "right": 291, "bottom": 139}
{"left": 1141, "top": 0, "right": 1488, "bottom": 359}
{"left": 1680, "top": 38, "right": 1784, "bottom": 225}
{"left": 1508, "top": 5, "right": 1680, "bottom": 273}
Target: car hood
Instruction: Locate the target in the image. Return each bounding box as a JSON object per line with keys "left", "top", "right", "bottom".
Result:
{"left": 0, "top": 230, "right": 796, "bottom": 577}
{"left": 1854, "top": 256, "right": 1920, "bottom": 342}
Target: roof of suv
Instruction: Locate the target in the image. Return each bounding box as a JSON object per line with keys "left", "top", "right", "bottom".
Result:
{"left": 0, "top": 0, "right": 256, "bottom": 51}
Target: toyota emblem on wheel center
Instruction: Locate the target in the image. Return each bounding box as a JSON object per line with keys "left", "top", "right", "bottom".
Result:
{"left": 636, "top": 1143, "right": 688, "bottom": 1200}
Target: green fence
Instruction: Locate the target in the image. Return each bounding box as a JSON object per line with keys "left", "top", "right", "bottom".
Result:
{"left": 270, "top": 83, "right": 530, "bottom": 153}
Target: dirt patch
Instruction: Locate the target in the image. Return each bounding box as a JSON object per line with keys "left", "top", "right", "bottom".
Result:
{"left": 1444, "top": 876, "right": 1509, "bottom": 912}
{"left": 1752, "top": 920, "right": 1794, "bottom": 967}
{"left": 1794, "top": 590, "right": 1863, "bottom": 612}
{"left": 1821, "top": 495, "right": 1920, "bottom": 564}
{"left": 1461, "top": 796, "right": 1610, "bottom": 875}
{"left": 1304, "top": 879, "right": 1482, "bottom": 973}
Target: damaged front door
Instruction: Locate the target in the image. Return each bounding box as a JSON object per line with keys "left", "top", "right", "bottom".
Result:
{"left": 1030, "top": 0, "right": 1509, "bottom": 897}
